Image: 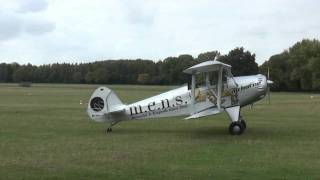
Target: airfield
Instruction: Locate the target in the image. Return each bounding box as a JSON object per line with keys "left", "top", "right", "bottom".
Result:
{"left": 0, "top": 83, "right": 319, "bottom": 179}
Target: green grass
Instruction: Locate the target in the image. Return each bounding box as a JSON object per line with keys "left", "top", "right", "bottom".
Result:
{"left": 1, "top": 83, "right": 320, "bottom": 179}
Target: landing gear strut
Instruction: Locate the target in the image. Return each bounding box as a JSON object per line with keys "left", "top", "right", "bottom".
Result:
{"left": 229, "top": 118, "right": 246, "bottom": 135}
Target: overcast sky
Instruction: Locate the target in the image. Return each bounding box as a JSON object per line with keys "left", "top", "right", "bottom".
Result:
{"left": 0, "top": 0, "right": 319, "bottom": 65}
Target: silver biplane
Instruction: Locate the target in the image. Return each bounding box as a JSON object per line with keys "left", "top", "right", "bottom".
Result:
{"left": 87, "top": 60, "right": 272, "bottom": 135}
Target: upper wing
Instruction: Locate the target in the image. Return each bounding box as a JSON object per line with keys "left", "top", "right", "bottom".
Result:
{"left": 183, "top": 60, "right": 232, "bottom": 75}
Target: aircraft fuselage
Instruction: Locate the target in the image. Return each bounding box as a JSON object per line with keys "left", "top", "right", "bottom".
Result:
{"left": 124, "top": 74, "right": 268, "bottom": 121}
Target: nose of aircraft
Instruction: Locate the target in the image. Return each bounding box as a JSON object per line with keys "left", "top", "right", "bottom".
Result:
{"left": 257, "top": 74, "right": 268, "bottom": 96}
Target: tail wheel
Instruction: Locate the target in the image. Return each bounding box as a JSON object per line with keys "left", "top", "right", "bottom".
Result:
{"left": 229, "top": 122, "right": 245, "bottom": 135}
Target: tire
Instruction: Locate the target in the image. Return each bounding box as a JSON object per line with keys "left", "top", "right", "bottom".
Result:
{"left": 240, "top": 119, "right": 246, "bottom": 129}
{"left": 229, "top": 122, "right": 245, "bottom": 135}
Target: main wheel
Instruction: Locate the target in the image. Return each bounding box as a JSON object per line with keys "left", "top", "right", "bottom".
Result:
{"left": 240, "top": 117, "right": 246, "bottom": 129}
{"left": 229, "top": 122, "right": 245, "bottom": 135}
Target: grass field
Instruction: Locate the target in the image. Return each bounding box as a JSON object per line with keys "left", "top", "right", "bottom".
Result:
{"left": 0, "top": 83, "right": 320, "bottom": 179}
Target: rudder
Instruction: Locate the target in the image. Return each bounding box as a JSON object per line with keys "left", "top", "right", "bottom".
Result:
{"left": 87, "top": 87, "right": 124, "bottom": 122}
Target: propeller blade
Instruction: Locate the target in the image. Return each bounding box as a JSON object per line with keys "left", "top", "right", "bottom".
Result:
{"left": 266, "top": 67, "right": 272, "bottom": 104}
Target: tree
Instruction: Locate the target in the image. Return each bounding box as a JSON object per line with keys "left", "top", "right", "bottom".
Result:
{"left": 72, "top": 71, "right": 83, "bottom": 83}
{"left": 218, "top": 47, "right": 258, "bottom": 76}
{"left": 260, "top": 39, "right": 320, "bottom": 91}
{"left": 93, "top": 68, "right": 110, "bottom": 84}
{"left": 160, "top": 54, "right": 196, "bottom": 85}
{"left": 309, "top": 57, "right": 320, "bottom": 89}
{"left": 259, "top": 52, "right": 290, "bottom": 91}
{"left": 0, "top": 63, "right": 8, "bottom": 82}
{"left": 1, "top": 39, "right": 319, "bottom": 91}
{"left": 197, "top": 51, "right": 220, "bottom": 62}
{"left": 85, "top": 72, "right": 95, "bottom": 83}
{"left": 287, "top": 39, "right": 320, "bottom": 90}
{"left": 12, "top": 64, "right": 36, "bottom": 82}
{"left": 137, "top": 73, "right": 150, "bottom": 84}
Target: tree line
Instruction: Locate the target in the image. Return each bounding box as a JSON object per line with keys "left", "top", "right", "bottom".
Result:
{"left": 260, "top": 39, "right": 320, "bottom": 91}
{"left": 0, "top": 47, "right": 258, "bottom": 85}
{"left": 1, "top": 39, "right": 320, "bottom": 91}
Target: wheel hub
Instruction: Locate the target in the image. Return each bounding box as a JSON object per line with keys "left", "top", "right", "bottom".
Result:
{"left": 232, "top": 125, "right": 241, "bottom": 133}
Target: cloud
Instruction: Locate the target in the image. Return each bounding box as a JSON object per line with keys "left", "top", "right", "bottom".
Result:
{"left": 0, "top": 13, "right": 22, "bottom": 41}
{"left": 0, "top": 0, "right": 320, "bottom": 65}
{"left": 18, "top": 0, "right": 48, "bottom": 13}
{"left": 121, "top": 0, "right": 156, "bottom": 25}
{"left": 24, "top": 19, "right": 55, "bottom": 35}
{"left": 0, "top": 0, "right": 54, "bottom": 42}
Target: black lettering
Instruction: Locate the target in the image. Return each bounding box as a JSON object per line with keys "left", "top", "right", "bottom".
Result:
{"left": 148, "top": 101, "right": 156, "bottom": 111}
{"left": 130, "top": 105, "right": 143, "bottom": 115}
{"left": 175, "top": 96, "right": 183, "bottom": 105}
{"left": 161, "top": 99, "right": 170, "bottom": 109}
{"left": 130, "top": 107, "right": 133, "bottom": 115}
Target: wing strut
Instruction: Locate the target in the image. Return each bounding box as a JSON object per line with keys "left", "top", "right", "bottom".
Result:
{"left": 191, "top": 74, "right": 196, "bottom": 115}
{"left": 184, "top": 60, "right": 232, "bottom": 117}
{"left": 205, "top": 72, "right": 210, "bottom": 102}
{"left": 217, "top": 66, "right": 223, "bottom": 111}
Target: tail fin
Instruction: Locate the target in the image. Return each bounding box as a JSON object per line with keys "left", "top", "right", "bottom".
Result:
{"left": 87, "top": 87, "right": 125, "bottom": 122}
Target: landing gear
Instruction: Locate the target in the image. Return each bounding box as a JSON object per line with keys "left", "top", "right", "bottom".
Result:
{"left": 105, "top": 121, "right": 119, "bottom": 134}
{"left": 106, "top": 127, "right": 112, "bottom": 133}
{"left": 225, "top": 106, "right": 245, "bottom": 135}
{"left": 239, "top": 117, "right": 246, "bottom": 129}
{"left": 229, "top": 119, "right": 246, "bottom": 135}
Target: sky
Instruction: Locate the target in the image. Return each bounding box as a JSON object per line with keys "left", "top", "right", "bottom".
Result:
{"left": 0, "top": 0, "right": 319, "bottom": 65}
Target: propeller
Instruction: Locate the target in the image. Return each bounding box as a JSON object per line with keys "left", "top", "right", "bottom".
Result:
{"left": 266, "top": 67, "right": 273, "bottom": 104}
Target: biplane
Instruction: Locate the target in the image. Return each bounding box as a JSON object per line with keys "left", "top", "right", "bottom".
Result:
{"left": 87, "top": 60, "right": 272, "bottom": 135}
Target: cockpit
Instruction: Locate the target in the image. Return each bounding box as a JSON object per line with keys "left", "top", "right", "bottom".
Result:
{"left": 184, "top": 60, "right": 240, "bottom": 112}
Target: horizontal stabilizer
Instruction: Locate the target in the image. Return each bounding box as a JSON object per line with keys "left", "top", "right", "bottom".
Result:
{"left": 105, "top": 107, "right": 127, "bottom": 120}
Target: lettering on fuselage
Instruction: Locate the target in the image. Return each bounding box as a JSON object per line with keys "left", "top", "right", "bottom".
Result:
{"left": 129, "top": 80, "right": 262, "bottom": 119}
{"left": 129, "top": 105, "right": 143, "bottom": 115}
{"left": 231, "top": 81, "right": 262, "bottom": 94}
{"left": 129, "top": 95, "right": 187, "bottom": 119}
